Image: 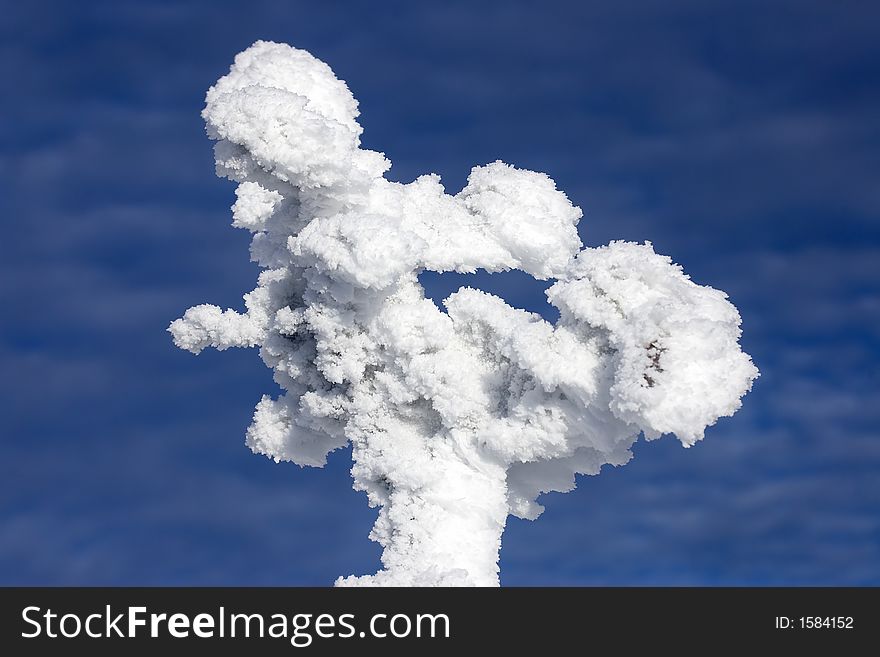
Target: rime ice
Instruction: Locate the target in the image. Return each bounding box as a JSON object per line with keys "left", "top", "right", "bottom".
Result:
{"left": 169, "top": 41, "right": 758, "bottom": 586}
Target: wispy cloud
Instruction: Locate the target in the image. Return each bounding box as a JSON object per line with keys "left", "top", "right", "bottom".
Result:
{"left": 2, "top": 0, "right": 877, "bottom": 585}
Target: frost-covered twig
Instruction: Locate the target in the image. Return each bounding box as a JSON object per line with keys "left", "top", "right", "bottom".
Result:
{"left": 170, "top": 41, "right": 758, "bottom": 586}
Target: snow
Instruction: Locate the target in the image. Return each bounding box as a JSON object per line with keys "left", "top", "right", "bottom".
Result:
{"left": 169, "top": 40, "right": 759, "bottom": 586}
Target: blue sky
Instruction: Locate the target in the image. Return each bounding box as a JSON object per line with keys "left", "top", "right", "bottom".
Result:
{"left": 2, "top": 0, "right": 878, "bottom": 585}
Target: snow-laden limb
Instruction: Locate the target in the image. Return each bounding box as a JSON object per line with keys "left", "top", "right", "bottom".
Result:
{"left": 170, "top": 41, "right": 759, "bottom": 586}
{"left": 548, "top": 241, "right": 758, "bottom": 446}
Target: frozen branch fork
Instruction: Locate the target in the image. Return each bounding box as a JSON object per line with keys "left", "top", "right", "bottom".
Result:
{"left": 170, "top": 41, "right": 758, "bottom": 586}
